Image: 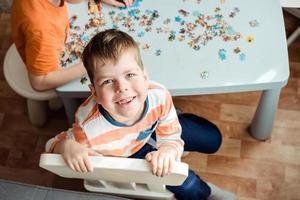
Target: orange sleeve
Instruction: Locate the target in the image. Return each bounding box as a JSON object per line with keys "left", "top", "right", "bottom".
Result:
{"left": 11, "top": 0, "right": 68, "bottom": 76}
{"left": 24, "top": 28, "right": 61, "bottom": 75}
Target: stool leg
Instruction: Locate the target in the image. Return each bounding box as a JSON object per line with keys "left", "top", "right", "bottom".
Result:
{"left": 27, "top": 99, "right": 48, "bottom": 127}
{"left": 48, "top": 98, "right": 63, "bottom": 111}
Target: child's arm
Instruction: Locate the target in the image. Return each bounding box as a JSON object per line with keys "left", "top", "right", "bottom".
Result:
{"left": 145, "top": 145, "right": 178, "bottom": 177}
{"left": 22, "top": 24, "right": 87, "bottom": 91}
{"left": 29, "top": 62, "right": 86, "bottom": 91}
{"left": 46, "top": 97, "right": 103, "bottom": 173}
{"left": 147, "top": 87, "right": 185, "bottom": 177}
{"left": 53, "top": 139, "right": 102, "bottom": 173}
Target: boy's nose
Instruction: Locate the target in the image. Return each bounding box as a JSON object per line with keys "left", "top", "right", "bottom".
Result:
{"left": 115, "top": 81, "right": 128, "bottom": 93}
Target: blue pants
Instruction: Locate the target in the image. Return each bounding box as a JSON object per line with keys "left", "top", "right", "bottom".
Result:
{"left": 130, "top": 113, "right": 222, "bottom": 200}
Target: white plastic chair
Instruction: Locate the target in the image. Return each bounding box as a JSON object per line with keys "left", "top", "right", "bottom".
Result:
{"left": 3, "top": 44, "right": 57, "bottom": 127}
{"left": 39, "top": 153, "right": 189, "bottom": 200}
{"left": 280, "top": 0, "right": 300, "bottom": 46}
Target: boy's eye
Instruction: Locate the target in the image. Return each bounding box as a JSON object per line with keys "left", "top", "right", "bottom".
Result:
{"left": 102, "top": 79, "right": 113, "bottom": 85}
{"left": 126, "top": 73, "right": 136, "bottom": 78}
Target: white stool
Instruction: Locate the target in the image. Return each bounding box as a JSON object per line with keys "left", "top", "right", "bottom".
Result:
{"left": 3, "top": 44, "right": 57, "bottom": 127}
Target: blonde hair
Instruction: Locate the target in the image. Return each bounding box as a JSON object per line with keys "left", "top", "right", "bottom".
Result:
{"left": 81, "top": 29, "right": 143, "bottom": 84}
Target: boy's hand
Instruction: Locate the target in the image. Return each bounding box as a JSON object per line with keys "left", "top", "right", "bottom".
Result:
{"left": 100, "top": 0, "right": 134, "bottom": 7}
{"left": 145, "top": 146, "right": 177, "bottom": 177}
{"left": 59, "top": 139, "right": 103, "bottom": 173}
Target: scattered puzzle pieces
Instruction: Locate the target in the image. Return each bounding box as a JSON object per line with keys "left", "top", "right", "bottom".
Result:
{"left": 60, "top": 0, "right": 257, "bottom": 67}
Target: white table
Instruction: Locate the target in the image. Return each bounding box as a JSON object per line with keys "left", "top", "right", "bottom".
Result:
{"left": 57, "top": 0, "right": 289, "bottom": 140}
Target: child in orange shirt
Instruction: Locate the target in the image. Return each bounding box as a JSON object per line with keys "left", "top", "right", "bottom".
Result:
{"left": 11, "top": 0, "right": 134, "bottom": 91}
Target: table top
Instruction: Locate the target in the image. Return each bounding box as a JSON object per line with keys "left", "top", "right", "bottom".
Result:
{"left": 57, "top": 0, "right": 289, "bottom": 97}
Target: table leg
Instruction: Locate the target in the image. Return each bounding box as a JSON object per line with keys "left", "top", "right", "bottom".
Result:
{"left": 250, "top": 88, "right": 281, "bottom": 140}
{"left": 61, "top": 97, "right": 80, "bottom": 126}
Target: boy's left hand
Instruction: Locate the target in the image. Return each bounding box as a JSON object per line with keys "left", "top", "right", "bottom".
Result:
{"left": 145, "top": 146, "right": 177, "bottom": 177}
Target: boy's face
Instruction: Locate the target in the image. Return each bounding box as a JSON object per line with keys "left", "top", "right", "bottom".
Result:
{"left": 90, "top": 50, "right": 149, "bottom": 125}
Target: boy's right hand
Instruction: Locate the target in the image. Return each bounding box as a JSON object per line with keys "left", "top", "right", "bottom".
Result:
{"left": 58, "top": 139, "right": 103, "bottom": 173}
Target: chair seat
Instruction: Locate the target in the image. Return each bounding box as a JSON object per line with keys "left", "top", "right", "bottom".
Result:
{"left": 3, "top": 44, "right": 57, "bottom": 101}
{"left": 3, "top": 44, "right": 58, "bottom": 127}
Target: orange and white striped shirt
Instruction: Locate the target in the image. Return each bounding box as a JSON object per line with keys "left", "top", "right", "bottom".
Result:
{"left": 46, "top": 82, "right": 184, "bottom": 158}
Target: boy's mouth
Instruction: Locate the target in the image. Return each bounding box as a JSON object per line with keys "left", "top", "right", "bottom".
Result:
{"left": 116, "top": 97, "right": 136, "bottom": 105}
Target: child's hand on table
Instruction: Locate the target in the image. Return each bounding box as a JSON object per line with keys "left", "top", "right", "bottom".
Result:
{"left": 59, "top": 139, "right": 103, "bottom": 173}
{"left": 145, "top": 145, "right": 178, "bottom": 177}
{"left": 100, "top": 0, "right": 134, "bottom": 7}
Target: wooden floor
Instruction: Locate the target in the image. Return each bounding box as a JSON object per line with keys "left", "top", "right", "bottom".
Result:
{"left": 0, "top": 10, "right": 300, "bottom": 200}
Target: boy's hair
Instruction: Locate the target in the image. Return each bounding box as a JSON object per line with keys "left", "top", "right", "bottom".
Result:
{"left": 82, "top": 29, "right": 144, "bottom": 84}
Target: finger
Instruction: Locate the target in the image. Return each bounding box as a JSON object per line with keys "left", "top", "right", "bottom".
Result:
{"left": 88, "top": 148, "right": 103, "bottom": 156}
{"left": 156, "top": 154, "right": 164, "bottom": 177}
{"left": 102, "top": 0, "right": 125, "bottom": 7}
{"left": 168, "top": 156, "right": 175, "bottom": 175}
{"left": 78, "top": 158, "right": 88, "bottom": 173}
{"left": 83, "top": 156, "right": 93, "bottom": 172}
{"left": 162, "top": 156, "right": 170, "bottom": 177}
{"left": 119, "top": 0, "right": 128, "bottom": 7}
{"left": 145, "top": 152, "right": 152, "bottom": 162}
{"left": 72, "top": 161, "right": 82, "bottom": 172}
{"left": 67, "top": 160, "right": 76, "bottom": 172}
{"left": 124, "top": 0, "right": 131, "bottom": 7}
{"left": 113, "top": 0, "right": 126, "bottom": 7}
{"left": 151, "top": 152, "right": 158, "bottom": 175}
{"left": 94, "top": 150, "right": 103, "bottom": 156}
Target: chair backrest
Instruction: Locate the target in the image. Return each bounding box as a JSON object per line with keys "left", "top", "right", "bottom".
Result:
{"left": 39, "top": 153, "right": 189, "bottom": 200}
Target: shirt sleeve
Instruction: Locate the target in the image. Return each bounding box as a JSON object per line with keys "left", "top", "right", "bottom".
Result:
{"left": 45, "top": 121, "right": 91, "bottom": 153}
{"left": 45, "top": 130, "right": 68, "bottom": 153}
{"left": 45, "top": 98, "right": 96, "bottom": 153}
{"left": 25, "top": 28, "right": 61, "bottom": 75}
{"left": 155, "top": 89, "right": 184, "bottom": 160}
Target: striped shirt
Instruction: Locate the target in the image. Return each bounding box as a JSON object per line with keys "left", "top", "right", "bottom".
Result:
{"left": 46, "top": 81, "right": 184, "bottom": 158}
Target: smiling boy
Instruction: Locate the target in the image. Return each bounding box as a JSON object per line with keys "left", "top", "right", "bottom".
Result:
{"left": 46, "top": 29, "right": 237, "bottom": 200}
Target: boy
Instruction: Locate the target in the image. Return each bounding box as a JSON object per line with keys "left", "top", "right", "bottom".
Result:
{"left": 11, "top": 0, "right": 134, "bottom": 91}
{"left": 46, "top": 29, "right": 237, "bottom": 200}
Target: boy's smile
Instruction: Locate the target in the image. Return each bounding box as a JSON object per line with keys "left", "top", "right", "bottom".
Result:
{"left": 116, "top": 96, "right": 135, "bottom": 106}
{"left": 90, "top": 50, "right": 149, "bottom": 125}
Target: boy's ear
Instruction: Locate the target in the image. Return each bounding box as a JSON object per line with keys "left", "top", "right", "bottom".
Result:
{"left": 89, "top": 84, "right": 97, "bottom": 97}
